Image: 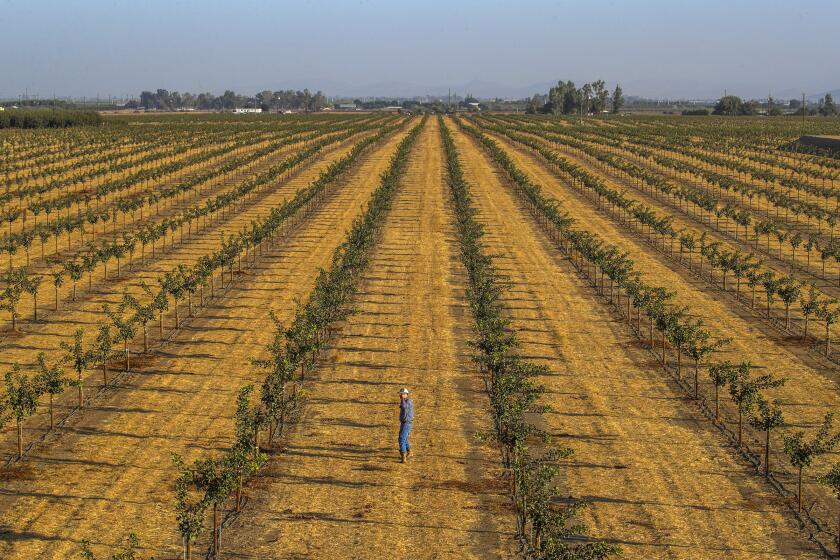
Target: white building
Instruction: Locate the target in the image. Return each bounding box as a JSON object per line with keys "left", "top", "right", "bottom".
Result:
{"left": 233, "top": 107, "right": 262, "bottom": 114}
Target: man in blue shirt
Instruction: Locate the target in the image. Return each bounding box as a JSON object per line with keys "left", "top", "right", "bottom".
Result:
{"left": 398, "top": 387, "right": 414, "bottom": 463}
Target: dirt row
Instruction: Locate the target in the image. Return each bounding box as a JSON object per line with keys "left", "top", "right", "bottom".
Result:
{"left": 0, "top": 124, "right": 412, "bottom": 558}
{"left": 219, "top": 116, "right": 515, "bottom": 559}
{"left": 449, "top": 120, "right": 822, "bottom": 558}
{"left": 0, "top": 123, "right": 398, "bottom": 463}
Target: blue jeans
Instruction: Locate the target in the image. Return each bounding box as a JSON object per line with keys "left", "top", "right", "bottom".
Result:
{"left": 398, "top": 422, "right": 412, "bottom": 454}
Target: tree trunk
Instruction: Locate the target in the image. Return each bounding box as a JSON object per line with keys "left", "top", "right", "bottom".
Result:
{"left": 17, "top": 418, "right": 23, "bottom": 459}
{"left": 236, "top": 472, "right": 243, "bottom": 512}
{"left": 765, "top": 429, "right": 771, "bottom": 476}
{"left": 798, "top": 465, "right": 803, "bottom": 513}
{"left": 213, "top": 503, "right": 219, "bottom": 554}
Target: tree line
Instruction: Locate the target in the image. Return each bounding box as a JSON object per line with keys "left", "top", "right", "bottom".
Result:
{"left": 713, "top": 94, "right": 837, "bottom": 116}
{"left": 134, "top": 88, "right": 328, "bottom": 112}
{"left": 0, "top": 108, "right": 103, "bottom": 129}
{"left": 526, "top": 79, "right": 624, "bottom": 115}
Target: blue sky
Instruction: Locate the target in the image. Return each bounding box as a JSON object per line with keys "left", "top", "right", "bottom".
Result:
{"left": 0, "top": 0, "right": 837, "bottom": 99}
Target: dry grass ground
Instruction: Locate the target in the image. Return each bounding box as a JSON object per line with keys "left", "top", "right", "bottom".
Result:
{"left": 1, "top": 115, "right": 835, "bottom": 559}
{"left": 0, "top": 128, "right": 409, "bottom": 558}
{"left": 220, "top": 117, "right": 515, "bottom": 559}
{"left": 448, "top": 119, "right": 820, "bottom": 559}
{"left": 0, "top": 127, "right": 381, "bottom": 462}
{"left": 480, "top": 127, "right": 840, "bottom": 547}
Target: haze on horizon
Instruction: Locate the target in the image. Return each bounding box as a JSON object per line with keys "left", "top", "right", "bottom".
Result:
{"left": 1, "top": 0, "right": 836, "bottom": 101}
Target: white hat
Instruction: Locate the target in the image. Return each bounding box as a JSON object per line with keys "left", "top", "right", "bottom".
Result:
{"left": 399, "top": 387, "right": 409, "bottom": 395}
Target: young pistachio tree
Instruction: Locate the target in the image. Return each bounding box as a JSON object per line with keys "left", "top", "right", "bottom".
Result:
{"left": 129, "top": 283, "right": 156, "bottom": 353}
{"left": 729, "top": 366, "right": 786, "bottom": 447}
{"left": 34, "top": 351, "right": 73, "bottom": 430}
{"left": 171, "top": 454, "right": 207, "bottom": 560}
{"left": 80, "top": 532, "right": 143, "bottom": 560}
{"left": 816, "top": 299, "right": 840, "bottom": 356}
{"left": 225, "top": 444, "right": 262, "bottom": 514}
{"left": 1, "top": 268, "right": 26, "bottom": 331}
{"left": 193, "top": 454, "right": 236, "bottom": 556}
{"left": 254, "top": 312, "right": 303, "bottom": 441}
{"left": 235, "top": 385, "right": 268, "bottom": 457}
{"left": 160, "top": 266, "right": 188, "bottom": 329}
{"left": 231, "top": 386, "right": 267, "bottom": 512}
{"left": 761, "top": 271, "right": 780, "bottom": 318}
{"left": 749, "top": 397, "right": 784, "bottom": 477}
{"left": 60, "top": 328, "right": 93, "bottom": 408}
{"left": 64, "top": 259, "right": 83, "bottom": 301}
{"left": 817, "top": 462, "right": 840, "bottom": 555}
{"left": 709, "top": 361, "right": 737, "bottom": 421}
{"left": 784, "top": 413, "right": 840, "bottom": 513}
{"left": 93, "top": 322, "right": 114, "bottom": 386}
{"left": 800, "top": 284, "right": 822, "bottom": 341}
{"left": 747, "top": 268, "right": 763, "bottom": 309}
{"left": 686, "top": 334, "right": 730, "bottom": 399}
{"left": 104, "top": 302, "right": 136, "bottom": 372}
{"left": 4, "top": 363, "right": 41, "bottom": 458}
{"left": 666, "top": 316, "right": 703, "bottom": 380}
{"left": 22, "top": 271, "right": 41, "bottom": 322}
{"left": 52, "top": 271, "right": 64, "bottom": 311}
{"left": 776, "top": 276, "right": 801, "bottom": 330}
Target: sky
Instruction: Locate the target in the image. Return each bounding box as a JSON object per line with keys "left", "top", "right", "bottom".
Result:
{"left": 0, "top": 0, "right": 837, "bottom": 100}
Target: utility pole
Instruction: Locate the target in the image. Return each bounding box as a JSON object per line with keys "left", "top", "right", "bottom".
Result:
{"left": 802, "top": 92, "right": 806, "bottom": 128}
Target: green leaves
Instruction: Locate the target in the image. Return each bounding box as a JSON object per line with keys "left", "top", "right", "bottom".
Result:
{"left": 440, "top": 117, "right": 617, "bottom": 559}
{"left": 80, "top": 533, "right": 142, "bottom": 560}
{"left": 3, "top": 363, "right": 39, "bottom": 423}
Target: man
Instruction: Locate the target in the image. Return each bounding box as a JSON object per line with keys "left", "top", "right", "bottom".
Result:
{"left": 398, "top": 387, "right": 414, "bottom": 463}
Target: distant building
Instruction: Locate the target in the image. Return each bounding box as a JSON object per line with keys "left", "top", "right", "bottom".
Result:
{"left": 233, "top": 107, "right": 262, "bottom": 114}
{"left": 337, "top": 103, "right": 358, "bottom": 111}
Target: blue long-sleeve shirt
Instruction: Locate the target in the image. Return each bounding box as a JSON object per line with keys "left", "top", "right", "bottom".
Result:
{"left": 400, "top": 398, "right": 414, "bottom": 424}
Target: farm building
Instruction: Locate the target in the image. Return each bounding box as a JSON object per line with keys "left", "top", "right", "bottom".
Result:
{"left": 233, "top": 107, "right": 262, "bottom": 114}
